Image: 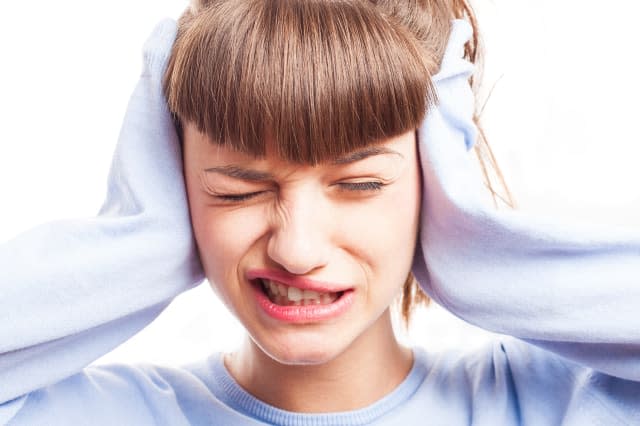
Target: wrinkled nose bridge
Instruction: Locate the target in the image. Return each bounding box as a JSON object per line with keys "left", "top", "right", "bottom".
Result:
{"left": 266, "top": 192, "right": 329, "bottom": 274}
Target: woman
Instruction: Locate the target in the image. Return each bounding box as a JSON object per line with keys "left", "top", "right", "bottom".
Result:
{"left": 1, "top": 0, "right": 639, "bottom": 424}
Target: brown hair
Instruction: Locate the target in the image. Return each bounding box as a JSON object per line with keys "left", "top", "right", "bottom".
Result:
{"left": 164, "top": 0, "right": 512, "bottom": 326}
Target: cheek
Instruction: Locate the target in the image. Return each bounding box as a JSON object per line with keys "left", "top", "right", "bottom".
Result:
{"left": 190, "top": 203, "right": 267, "bottom": 287}
{"left": 339, "top": 183, "right": 420, "bottom": 270}
{"left": 330, "top": 188, "right": 419, "bottom": 310}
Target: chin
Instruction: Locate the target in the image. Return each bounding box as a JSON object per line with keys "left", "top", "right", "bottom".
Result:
{"left": 254, "top": 327, "right": 351, "bottom": 366}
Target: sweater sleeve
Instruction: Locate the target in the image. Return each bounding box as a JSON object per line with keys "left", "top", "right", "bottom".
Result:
{"left": 0, "top": 19, "right": 204, "bottom": 407}
{"left": 412, "top": 20, "right": 640, "bottom": 382}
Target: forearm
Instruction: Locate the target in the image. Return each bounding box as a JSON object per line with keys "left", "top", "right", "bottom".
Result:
{"left": 415, "top": 203, "right": 640, "bottom": 380}
{"left": 0, "top": 202, "right": 201, "bottom": 404}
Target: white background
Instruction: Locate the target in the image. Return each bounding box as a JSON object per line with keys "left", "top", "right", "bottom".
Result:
{"left": 1, "top": 0, "right": 639, "bottom": 366}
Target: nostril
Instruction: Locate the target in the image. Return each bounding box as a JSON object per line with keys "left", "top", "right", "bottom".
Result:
{"left": 266, "top": 224, "right": 330, "bottom": 275}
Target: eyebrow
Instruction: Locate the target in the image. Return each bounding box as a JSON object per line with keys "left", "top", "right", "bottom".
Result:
{"left": 204, "top": 165, "right": 274, "bottom": 182}
{"left": 204, "top": 146, "right": 402, "bottom": 181}
{"left": 330, "top": 146, "right": 402, "bottom": 165}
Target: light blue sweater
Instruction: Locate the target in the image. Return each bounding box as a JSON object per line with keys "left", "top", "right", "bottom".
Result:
{"left": 1, "top": 18, "right": 639, "bottom": 426}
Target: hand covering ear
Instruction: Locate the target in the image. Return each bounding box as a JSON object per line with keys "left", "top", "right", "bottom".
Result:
{"left": 413, "top": 20, "right": 640, "bottom": 382}
{"left": 0, "top": 19, "right": 203, "bottom": 404}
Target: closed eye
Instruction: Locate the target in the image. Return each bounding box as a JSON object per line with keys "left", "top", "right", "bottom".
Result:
{"left": 214, "top": 191, "right": 264, "bottom": 202}
{"left": 212, "top": 181, "right": 385, "bottom": 203}
{"left": 336, "top": 181, "right": 386, "bottom": 192}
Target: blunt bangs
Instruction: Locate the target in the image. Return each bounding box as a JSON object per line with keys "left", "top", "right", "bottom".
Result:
{"left": 164, "top": 0, "right": 436, "bottom": 164}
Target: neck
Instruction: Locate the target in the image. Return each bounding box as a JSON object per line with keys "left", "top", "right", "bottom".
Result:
{"left": 224, "top": 310, "right": 413, "bottom": 413}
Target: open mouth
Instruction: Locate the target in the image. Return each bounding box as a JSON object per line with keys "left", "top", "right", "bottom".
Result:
{"left": 255, "top": 278, "right": 345, "bottom": 307}
{"left": 249, "top": 274, "right": 356, "bottom": 322}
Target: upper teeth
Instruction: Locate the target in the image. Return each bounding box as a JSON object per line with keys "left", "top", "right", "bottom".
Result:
{"left": 263, "top": 279, "right": 330, "bottom": 302}
{"left": 266, "top": 280, "right": 288, "bottom": 297}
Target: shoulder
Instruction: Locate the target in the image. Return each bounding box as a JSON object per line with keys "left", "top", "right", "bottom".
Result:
{"left": 411, "top": 337, "right": 639, "bottom": 425}
{"left": 6, "top": 355, "right": 227, "bottom": 426}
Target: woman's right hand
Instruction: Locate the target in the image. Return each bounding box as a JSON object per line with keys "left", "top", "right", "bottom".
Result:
{"left": 0, "top": 19, "right": 204, "bottom": 406}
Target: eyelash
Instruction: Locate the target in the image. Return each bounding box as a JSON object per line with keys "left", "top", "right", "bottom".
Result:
{"left": 215, "top": 192, "right": 263, "bottom": 202}
{"left": 336, "top": 181, "right": 385, "bottom": 192}
{"left": 214, "top": 181, "right": 385, "bottom": 203}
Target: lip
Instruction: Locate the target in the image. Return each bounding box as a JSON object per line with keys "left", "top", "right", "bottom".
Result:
{"left": 251, "top": 281, "right": 355, "bottom": 323}
{"left": 246, "top": 268, "right": 351, "bottom": 293}
{"left": 246, "top": 268, "right": 356, "bottom": 323}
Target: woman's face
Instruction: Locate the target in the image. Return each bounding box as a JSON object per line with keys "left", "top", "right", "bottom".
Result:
{"left": 183, "top": 122, "right": 421, "bottom": 365}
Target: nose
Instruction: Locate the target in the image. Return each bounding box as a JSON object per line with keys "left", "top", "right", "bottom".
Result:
{"left": 266, "top": 192, "right": 331, "bottom": 275}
